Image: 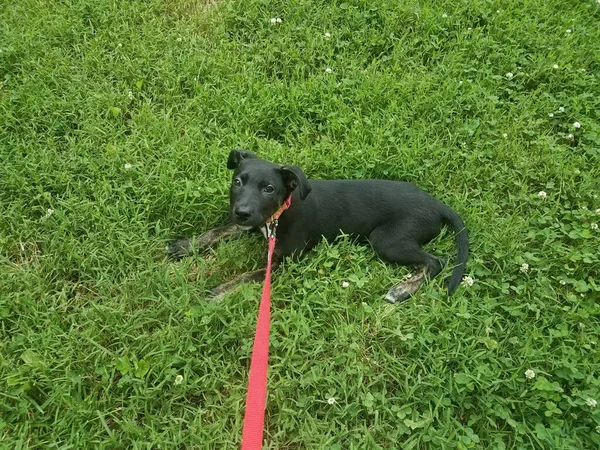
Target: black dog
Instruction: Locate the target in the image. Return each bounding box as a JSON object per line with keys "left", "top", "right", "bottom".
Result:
{"left": 168, "top": 150, "right": 468, "bottom": 302}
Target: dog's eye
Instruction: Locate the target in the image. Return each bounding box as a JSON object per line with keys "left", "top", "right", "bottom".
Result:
{"left": 232, "top": 178, "right": 242, "bottom": 187}
{"left": 263, "top": 185, "right": 275, "bottom": 194}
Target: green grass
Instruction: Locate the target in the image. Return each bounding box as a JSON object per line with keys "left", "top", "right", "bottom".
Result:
{"left": 1, "top": 0, "right": 600, "bottom": 448}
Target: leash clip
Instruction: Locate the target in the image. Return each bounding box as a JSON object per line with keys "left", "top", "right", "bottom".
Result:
{"left": 266, "top": 220, "right": 278, "bottom": 238}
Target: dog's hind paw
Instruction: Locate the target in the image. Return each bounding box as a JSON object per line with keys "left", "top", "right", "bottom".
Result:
{"left": 384, "top": 268, "right": 428, "bottom": 304}
{"left": 166, "top": 238, "right": 193, "bottom": 259}
{"left": 384, "top": 286, "right": 412, "bottom": 304}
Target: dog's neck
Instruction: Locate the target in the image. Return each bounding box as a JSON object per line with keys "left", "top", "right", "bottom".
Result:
{"left": 259, "top": 194, "right": 292, "bottom": 239}
{"left": 266, "top": 194, "right": 292, "bottom": 224}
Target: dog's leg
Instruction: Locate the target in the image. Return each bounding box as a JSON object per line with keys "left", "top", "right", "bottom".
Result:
{"left": 369, "top": 226, "right": 445, "bottom": 303}
{"left": 208, "top": 255, "right": 281, "bottom": 301}
{"left": 167, "top": 223, "right": 245, "bottom": 259}
{"left": 384, "top": 266, "right": 428, "bottom": 303}
{"left": 383, "top": 254, "right": 445, "bottom": 303}
{"left": 208, "top": 269, "right": 267, "bottom": 301}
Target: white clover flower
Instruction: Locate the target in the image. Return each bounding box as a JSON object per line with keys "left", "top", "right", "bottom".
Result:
{"left": 124, "top": 163, "right": 133, "bottom": 170}
{"left": 591, "top": 223, "right": 599, "bottom": 231}
{"left": 586, "top": 398, "right": 598, "bottom": 408}
{"left": 442, "top": 13, "right": 448, "bottom": 18}
{"left": 553, "top": 64, "right": 559, "bottom": 69}
{"left": 118, "top": 43, "right": 123, "bottom": 48}
{"left": 325, "top": 68, "right": 333, "bottom": 73}
{"left": 459, "top": 80, "right": 463, "bottom": 85}
{"left": 520, "top": 263, "right": 529, "bottom": 274}
{"left": 174, "top": 374, "right": 183, "bottom": 385}
{"left": 566, "top": 29, "right": 572, "bottom": 33}
{"left": 327, "top": 397, "right": 336, "bottom": 405}
{"left": 127, "top": 90, "right": 134, "bottom": 100}
{"left": 496, "top": 9, "right": 501, "bottom": 13}
{"left": 574, "top": 169, "right": 580, "bottom": 175}
{"left": 573, "top": 121, "right": 581, "bottom": 129}
{"left": 537, "top": 191, "right": 547, "bottom": 199}
{"left": 548, "top": 113, "right": 554, "bottom": 118}
{"left": 277, "top": 18, "right": 282, "bottom": 23}
{"left": 525, "top": 369, "right": 536, "bottom": 379}
{"left": 324, "top": 32, "right": 331, "bottom": 38}
{"left": 568, "top": 133, "right": 574, "bottom": 140}
{"left": 341, "top": 281, "right": 350, "bottom": 288}
{"left": 503, "top": 133, "right": 508, "bottom": 138}
{"left": 595, "top": 208, "right": 600, "bottom": 215}
{"left": 461, "top": 276, "right": 474, "bottom": 287}
{"left": 44, "top": 208, "right": 55, "bottom": 218}
{"left": 505, "top": 72, "right": 514, "bottom": 79}
{"left": 176, "top": 37, "right": 183, "bottom": 42}
{"left": 559, "top": 106, "right": 565, "bottom": 113}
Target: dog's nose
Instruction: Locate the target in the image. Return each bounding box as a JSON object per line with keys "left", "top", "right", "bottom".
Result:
{"left": 234, "top": 207, "right": 251, "bottom": 222}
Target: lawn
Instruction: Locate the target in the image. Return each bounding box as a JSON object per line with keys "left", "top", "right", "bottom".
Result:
{"left": 1, "top": 0, "right": 600, "bottom": 448}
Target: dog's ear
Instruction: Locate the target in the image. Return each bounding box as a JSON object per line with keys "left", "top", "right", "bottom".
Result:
{"left": 280, "top": 165, "right": 312, "bottom": 200}
{"left": 227, "top": 149, "right": 257, "bottom": 170}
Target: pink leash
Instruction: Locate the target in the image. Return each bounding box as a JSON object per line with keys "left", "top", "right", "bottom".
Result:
{"left": 240, "top": 235, "right": 275, "bottom": 450}
{"left": 241, "top": 196, "right": 291, "bottom": 450}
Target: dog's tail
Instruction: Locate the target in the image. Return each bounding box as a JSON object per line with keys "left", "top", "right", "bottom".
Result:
{"left": 443, "top": 206, "right": 469, "bottom": 295}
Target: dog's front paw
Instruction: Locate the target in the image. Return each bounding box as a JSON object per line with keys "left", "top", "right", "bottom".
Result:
{"left": 206, "top": 283, "right": 237, "bottom": 302}
{"left": 166, "top": 238, "right": 193, "bottom": 259}
{"left": 207, "top": 285, "right": 222, "bottom": 298}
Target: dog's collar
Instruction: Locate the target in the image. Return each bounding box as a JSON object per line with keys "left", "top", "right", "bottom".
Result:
{"left": 266, "top": 194, "right": 292, "bottom": 224}
{"left": 262, "top": 194, "right": 292, "bottom": 239}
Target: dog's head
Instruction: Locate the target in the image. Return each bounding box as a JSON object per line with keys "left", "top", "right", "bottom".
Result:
{"left": 226, "top": 149, "right": 311, "bottom": 227}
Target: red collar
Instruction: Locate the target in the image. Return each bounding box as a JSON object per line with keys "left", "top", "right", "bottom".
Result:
{"left": 266, "top": 194, "right": 292, "bottom": 224}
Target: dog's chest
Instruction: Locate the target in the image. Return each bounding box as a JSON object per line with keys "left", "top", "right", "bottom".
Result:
{"left": 260, "top": 225, "right": 269, "bottom": 240}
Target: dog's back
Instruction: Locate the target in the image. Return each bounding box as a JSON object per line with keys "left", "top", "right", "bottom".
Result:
{"left": 281, "top": 179, "right": 447, "bottom": 246}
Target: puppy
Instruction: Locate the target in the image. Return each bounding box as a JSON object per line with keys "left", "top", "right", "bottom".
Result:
{"left": 168, "top": 150, "right": 468, "bottom": 302}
